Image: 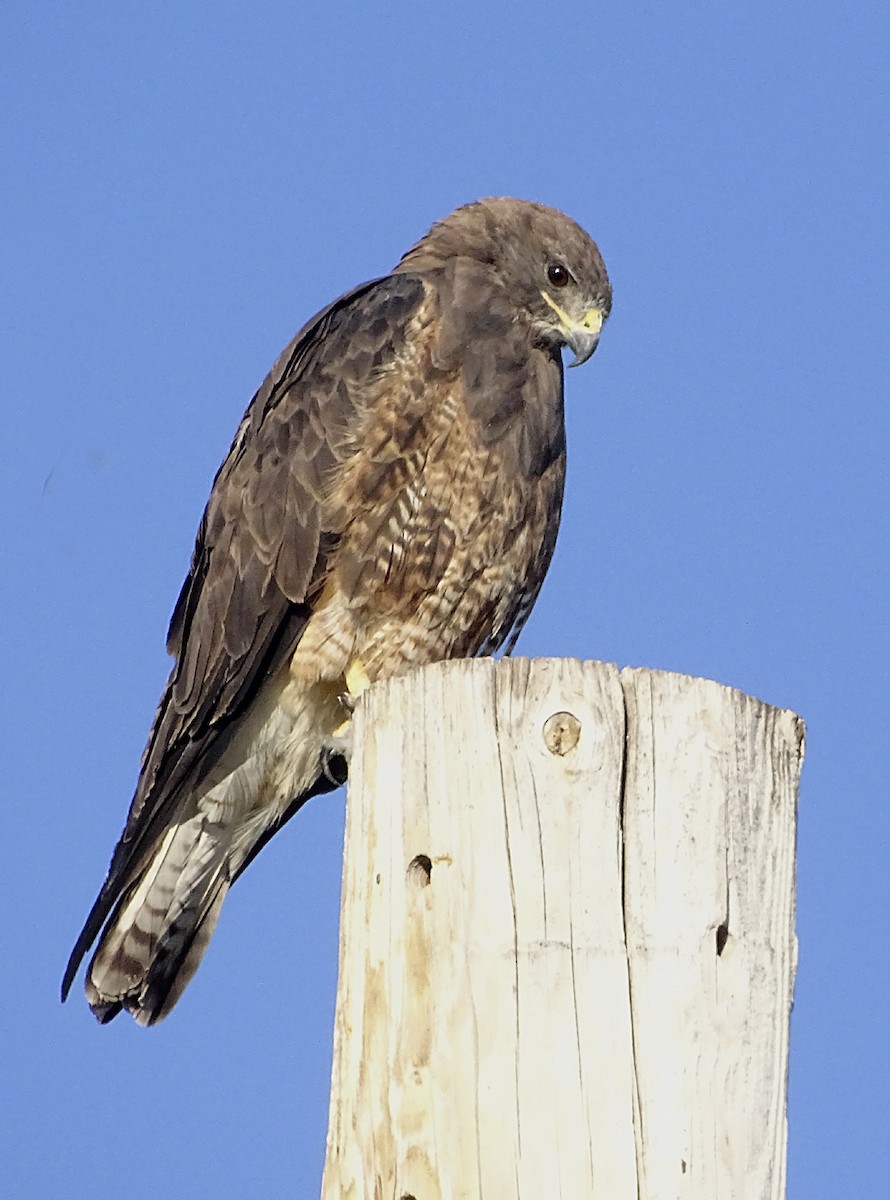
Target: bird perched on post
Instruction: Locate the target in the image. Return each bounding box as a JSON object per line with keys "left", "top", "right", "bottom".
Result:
{"left": 62, "top": 197, "right": 611, "bottom": 1025}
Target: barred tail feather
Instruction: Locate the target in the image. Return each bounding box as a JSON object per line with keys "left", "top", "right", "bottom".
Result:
{"left": 86, "top": 816, "right": 231, "bottom": 1026}
{"left": 66, "top": 681, "right": 344, "bottom": 1024}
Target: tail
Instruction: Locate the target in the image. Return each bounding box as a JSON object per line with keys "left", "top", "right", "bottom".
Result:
{"left": 64, "top": 679, "right": 349, "bottom": 1025}
{"left": 85, "top": 815, "right": 231, "bottom": 1026}
{"left": 69, "top": 767, "right": 344, "bottom": 1026}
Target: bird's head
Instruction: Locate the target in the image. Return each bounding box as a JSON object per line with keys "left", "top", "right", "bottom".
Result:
{"left": 398, "top": 196, "right": 612, "bottom": 367}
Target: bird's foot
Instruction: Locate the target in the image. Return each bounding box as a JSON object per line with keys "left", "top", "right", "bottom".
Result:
{"left": 338, "top": 657, "right": 372, "bottom": 715}
{"left": 324, "top": 659, "right": 371, "bottom": 784}
{"left": 347, "top": 657, "right": 371, "bottom": 700}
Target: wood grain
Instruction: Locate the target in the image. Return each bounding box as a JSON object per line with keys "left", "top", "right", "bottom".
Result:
{"left": 320, "top": 659, "right": 803, "bottom": 1200}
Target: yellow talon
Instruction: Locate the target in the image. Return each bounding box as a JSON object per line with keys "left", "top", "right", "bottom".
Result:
{"left": 345, "top": 658, "right": 372, "bottom": 699}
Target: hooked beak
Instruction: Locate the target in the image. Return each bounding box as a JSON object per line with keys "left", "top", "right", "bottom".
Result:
{"left": 540, "top": 293, "right": 606, "bottom": 367}
{"left": 565, "top": 320, "right": 602, "bottom": 367}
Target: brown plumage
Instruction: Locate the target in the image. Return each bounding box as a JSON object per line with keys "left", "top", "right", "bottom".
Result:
{"left": 62, "top": 197, "right": 611, "bottom": 1024}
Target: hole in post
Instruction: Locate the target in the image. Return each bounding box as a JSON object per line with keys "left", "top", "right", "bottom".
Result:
{"left": 407, "top": 854, "right": 432, "bottom": 887}
{"left": 542, "top": 710, "right": 581, "bottom": 756}
{"left": 716, "top": 922, "right": 729, "bottom": 956}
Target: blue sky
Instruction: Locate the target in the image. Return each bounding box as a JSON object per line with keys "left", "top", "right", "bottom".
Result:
{"left": 2, "top": 2, "right": 887, "bottom": 1195}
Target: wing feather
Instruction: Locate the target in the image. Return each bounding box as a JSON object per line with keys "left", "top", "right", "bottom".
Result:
{"left": 62, "top": 272, "right": 426, "bottom": 1000}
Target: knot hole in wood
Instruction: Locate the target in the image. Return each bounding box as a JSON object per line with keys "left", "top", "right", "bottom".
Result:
{"left": 542, "top": 710, "right": 581, "bottom": 756}
{"left": 716, "top": 922, "right": 729, "bottom": 956}
{"left": 407, "top": 854, "right": 432, "bottom": 887}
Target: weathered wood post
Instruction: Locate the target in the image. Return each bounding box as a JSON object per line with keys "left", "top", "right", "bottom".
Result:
{"left": 320, "top": 658, "right": 803, "bottom": 1199}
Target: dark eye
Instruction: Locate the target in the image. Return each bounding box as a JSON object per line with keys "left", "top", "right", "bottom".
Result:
{"left": 547, "top": 262, "right": 570, "bottom": 288}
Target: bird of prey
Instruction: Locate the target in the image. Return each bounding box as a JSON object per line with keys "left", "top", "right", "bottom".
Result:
{"left": 62, "top": 197, "right": 611, "bottom": 1025}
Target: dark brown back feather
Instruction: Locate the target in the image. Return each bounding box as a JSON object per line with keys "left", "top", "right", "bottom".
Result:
{"left": 62, "top": 274, "right": 426, "bottom": 1000}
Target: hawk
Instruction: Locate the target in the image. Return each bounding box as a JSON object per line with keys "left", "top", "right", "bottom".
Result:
{"left": 62, "top": 197, "right": 611, "bottom": 1025}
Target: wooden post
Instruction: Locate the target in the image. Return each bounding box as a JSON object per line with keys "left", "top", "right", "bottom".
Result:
{"left": 320, "top": 658, "right": 803, "bottom": 1200}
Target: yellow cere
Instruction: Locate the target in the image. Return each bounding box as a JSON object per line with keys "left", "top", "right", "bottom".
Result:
{"left": 540, "top": 292, "right": 605, "bottom": 338}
